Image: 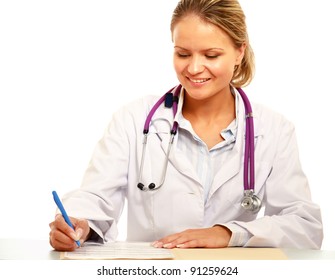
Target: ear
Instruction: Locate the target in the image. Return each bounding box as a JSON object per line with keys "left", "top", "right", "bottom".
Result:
{"left": 235, "top": 42, "right": 246, "bottom": 65}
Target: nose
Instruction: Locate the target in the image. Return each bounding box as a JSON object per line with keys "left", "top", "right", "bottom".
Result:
{"left": 187, "top": 55, "right": 205, "bottom": 75}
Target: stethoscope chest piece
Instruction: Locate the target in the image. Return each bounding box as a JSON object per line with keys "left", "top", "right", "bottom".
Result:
{"left": 241, "top": 190, "right": 262, "bottom": 214}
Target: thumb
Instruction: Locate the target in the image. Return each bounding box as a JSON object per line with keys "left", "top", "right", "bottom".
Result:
{"left": 75, "top": 228, "right": 83, "bottom": 241}
{"left": 74, "top": 219, "right": 90, "bottom": 242}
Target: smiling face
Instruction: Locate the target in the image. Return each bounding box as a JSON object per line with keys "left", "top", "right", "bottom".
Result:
{"left": 172, "top": 15, "right": 245, "bottom": 101}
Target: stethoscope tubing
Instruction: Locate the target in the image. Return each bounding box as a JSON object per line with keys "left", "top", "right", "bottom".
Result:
{"left": 143, "top": 85, "right": 181, "bottom": 134}
{"left": 237, "top": 88, "right": 255, "bottom": 192}
{"left": 138, "top": 85, "right": 181, "bottom": 191}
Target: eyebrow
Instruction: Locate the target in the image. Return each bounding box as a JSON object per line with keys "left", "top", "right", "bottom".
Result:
{"left": 174, "top": 46, "right": 225, "bottom": 52}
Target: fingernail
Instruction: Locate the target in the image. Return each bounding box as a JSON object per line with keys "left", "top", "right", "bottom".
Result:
{"left": 163, "top": 243, "right": 172, "bottom": 248}
{"left": 176, "top": 244, "right": 185, "bottom": 248}
{"left": 153, "top": 242, "right": 163, "bottom": 248}
{"left": 70, "top": 231, "right": 77, "bottom": 240}
{"left": 75, "top": 228, "right": 83, "bottom": 240}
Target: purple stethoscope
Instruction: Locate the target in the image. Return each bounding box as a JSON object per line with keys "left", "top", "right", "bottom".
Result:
{"left": 137, "top": 85, "right": 262, "bottom": 213}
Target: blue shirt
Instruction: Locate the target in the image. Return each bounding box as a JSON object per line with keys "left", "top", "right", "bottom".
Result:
{"left": 174, "top": 89, "right": 239, "bottom": 203}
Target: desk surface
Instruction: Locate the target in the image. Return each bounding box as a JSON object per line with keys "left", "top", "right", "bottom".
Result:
{"left": 1, "top": 239, "right": 335, "bottom": 260}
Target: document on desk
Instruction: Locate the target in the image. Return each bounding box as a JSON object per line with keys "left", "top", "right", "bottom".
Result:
{"left": 60, "top": 242, "right": 174, "bottom": 260}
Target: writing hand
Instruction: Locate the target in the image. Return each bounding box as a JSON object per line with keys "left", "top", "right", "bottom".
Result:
{"left": 49, "top": 214, "right": 90, "bottom": 251}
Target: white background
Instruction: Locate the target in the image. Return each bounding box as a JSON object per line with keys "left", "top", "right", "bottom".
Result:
{"left": 0, "top": 0, "right": 334, "bottom": 250}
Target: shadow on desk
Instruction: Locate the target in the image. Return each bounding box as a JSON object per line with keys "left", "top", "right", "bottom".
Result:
{"left": 1, "top": 239, "right": 334, "bottom": 260}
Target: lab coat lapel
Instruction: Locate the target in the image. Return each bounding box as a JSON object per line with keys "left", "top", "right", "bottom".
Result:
{"left": 159, "top": 132, "right": 201, "bottom": 182}
{"left": 150, "top": 111, "right": 200, "bottom": 182}
{"left": 209, "top": 128, "right": 244, "bottom": 198}
{"left": 209, "top": 119, "right": 263, "bottom": 200}
{"left": 208, "top": 98, "right": 264, "bottom": 199}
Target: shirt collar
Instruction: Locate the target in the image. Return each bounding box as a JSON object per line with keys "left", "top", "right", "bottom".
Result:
{"left": 175, "top": 87, "right": 239, "bottom": 141}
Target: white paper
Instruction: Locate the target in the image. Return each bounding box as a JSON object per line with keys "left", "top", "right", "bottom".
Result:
{"left": 61, "top": 242, "right": 174, "bottom": 260}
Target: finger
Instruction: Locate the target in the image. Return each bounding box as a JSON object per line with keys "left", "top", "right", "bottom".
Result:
{"left": 49, "top": 228, "right": 78, "bottom": 251}
{"left": 49, "top": 215, "right": 85, "bottom": 251}
{"left": 162, "top": 235, "right": 194, "bottom": 249}
{"left": 54, "top": 215, "right": 78, "bottom": 241}
{"left": 176, "top": 227, "right": 231, "bottom": 248}
{"left": 49, "top": 221, "right": 55, "bottom": 229}
{"left": 175, "top": 239, "right": 206, "bottom": 248}
{"left": 49, "top": 221, "right": 78, "bottom": 252}
{"left": 72, "top": 218, "right": 91, "bottom": 242}
{"left": 155, "top": 231, "right": 193, "bottom": 249}
{"left": 152, "top": 233, "right": 183, "bottom": 248}
{"left": 154, "top": 228, "right": 200, "bottom": 248}
{"left": 160, "top": 228, "right": 222, "bottom": 249}
{"left": 157, "top": 231, "right": 185, "bottom": 244}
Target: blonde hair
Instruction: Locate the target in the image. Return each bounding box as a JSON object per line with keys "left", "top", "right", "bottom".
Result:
{"left": 171, "top": 0, "right": 255, "bottom": 88}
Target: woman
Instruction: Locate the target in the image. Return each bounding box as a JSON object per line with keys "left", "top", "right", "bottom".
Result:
{"left": 49, "top": 0, "right": 323, "bottom": 251}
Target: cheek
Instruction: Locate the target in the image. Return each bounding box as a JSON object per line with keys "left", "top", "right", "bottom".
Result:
{"left": 173, "top": 58, "right": 184, "bottom": 75}
{"left": 210, "top": 61, "right": 234, "bottom": 78}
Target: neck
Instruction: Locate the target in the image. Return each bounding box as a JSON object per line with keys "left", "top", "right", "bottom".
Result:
{"left": 182, "top": 89, "right": 235, "bottom": 125}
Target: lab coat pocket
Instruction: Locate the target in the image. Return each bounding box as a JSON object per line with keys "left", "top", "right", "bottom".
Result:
{"left": 152, "top": 187, "right": 203, "bottom": 237}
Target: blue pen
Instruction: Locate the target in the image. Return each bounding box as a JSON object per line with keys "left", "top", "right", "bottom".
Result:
{"left": 52, "top": 190, "right": 81, "bottom": 247}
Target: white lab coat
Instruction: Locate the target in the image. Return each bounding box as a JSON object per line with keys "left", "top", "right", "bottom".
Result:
{"left": 62, "top": 88, "right": 323, "bottom": 249}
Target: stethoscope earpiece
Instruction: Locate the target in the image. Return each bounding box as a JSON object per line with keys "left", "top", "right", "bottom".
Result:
{"left": 137, "top": 183, "right": 144, "bottom": 190}
{"left": 148, "top": 183, "right": 156, "bottom": 190}
{"left": 137, "top": 182, "right": 157, "bottom": 191}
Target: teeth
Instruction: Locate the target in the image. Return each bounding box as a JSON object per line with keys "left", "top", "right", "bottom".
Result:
{"left": 189, "top": 78, "right": 209, "bottom": 83}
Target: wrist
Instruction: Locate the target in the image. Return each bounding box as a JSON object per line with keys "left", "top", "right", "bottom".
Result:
{"left": 213, "top": 224, "right": 232, "bottom": 239}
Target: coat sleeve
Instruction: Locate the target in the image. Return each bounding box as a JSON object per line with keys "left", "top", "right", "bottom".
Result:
{"left": 61, "top": 103, "right": 135, "bottom": 242}
{"left": 225, "top": 117, "right": 323, "bottom": 249}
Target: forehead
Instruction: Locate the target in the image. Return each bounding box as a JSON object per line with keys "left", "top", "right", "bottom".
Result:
{"left": 172, "top": 15, "right": 234, "bottom": 50}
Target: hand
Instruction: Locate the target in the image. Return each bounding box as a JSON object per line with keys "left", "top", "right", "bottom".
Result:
{"left": 49, "top": 214, "right": 91, "bottom": 251}
{"left": 152, "top": 225, "right": 232, "bottom": 249}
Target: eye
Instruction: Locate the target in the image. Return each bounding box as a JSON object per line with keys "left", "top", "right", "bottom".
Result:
{"left": 176, "top": 52, "right": 190, "bottom": 58}
{"left": 205, "top": 54, "right": 219, "bottom": 59}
